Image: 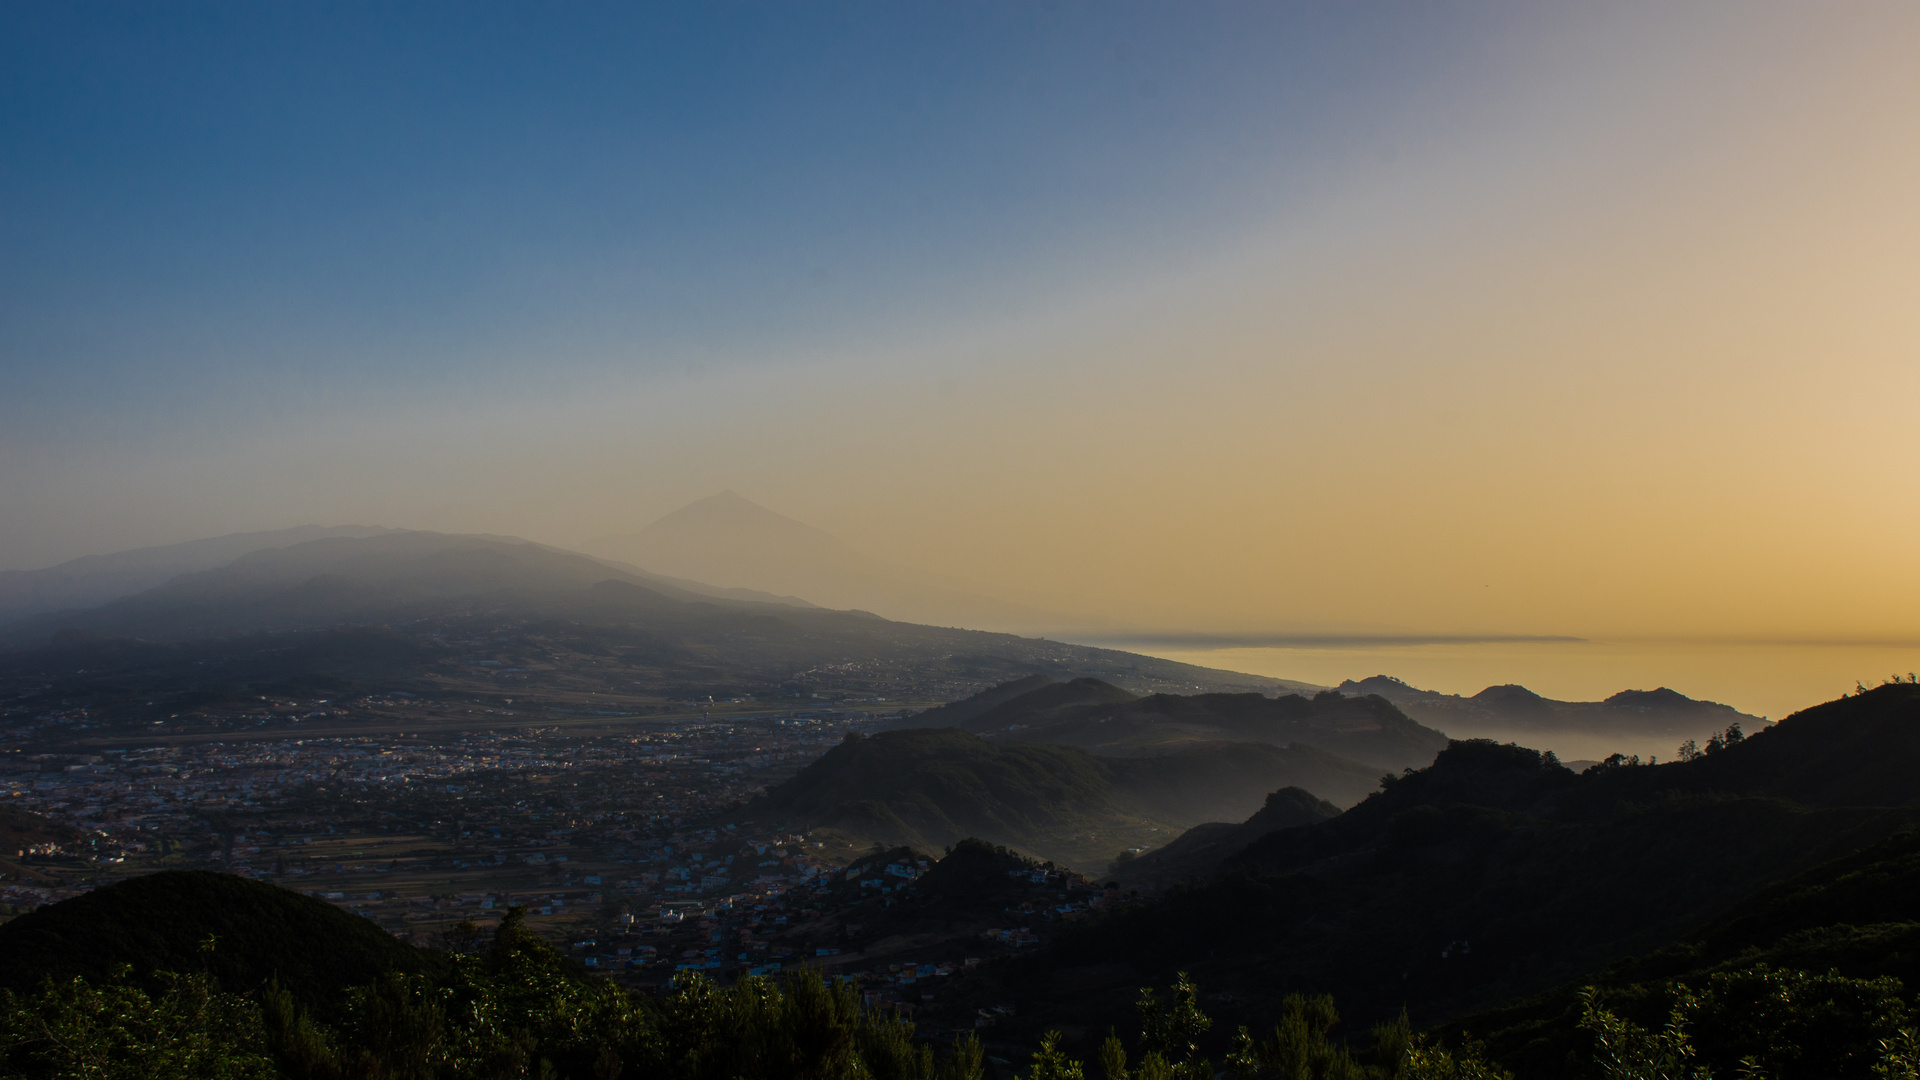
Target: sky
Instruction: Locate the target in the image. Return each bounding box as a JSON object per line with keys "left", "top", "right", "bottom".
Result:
{"left": 4, "top": 1, "right": 1918, "bottom": 661}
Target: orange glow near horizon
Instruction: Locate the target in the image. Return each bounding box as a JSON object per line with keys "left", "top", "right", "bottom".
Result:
{"left": 4, "top": 3, "right": 1916, "bottom": 701}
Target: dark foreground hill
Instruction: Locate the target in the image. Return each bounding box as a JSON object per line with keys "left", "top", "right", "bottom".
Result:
{"left": 795, "top": 838, "right": 1094, "bottom": 962}
{"left": 1448, "top": 823, "right": 1920, "bottom": 1077}
{"left": 894, "top": 676, "right": 1448, "bottom": 771}
{"left": 975, "top": 682, "right": 1920, "bottom": 1052}
{"left": 742, "top": 727, "right": 1382, "bottom": 871}
{"left": 0, "top": 872, "right": 1007, "bottom": 1080}
{"left": 1111, "top": 786, "right": 1341, "bottom": 889}
{"left": 0, "top": 870, "right": 440, "bottom": 1012}
{"left": 1339, "top": 674, "right": 1765, "bottom": 759}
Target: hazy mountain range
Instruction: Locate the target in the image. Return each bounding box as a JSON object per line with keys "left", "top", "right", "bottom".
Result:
{"left": 741, "top": 726, "right": 1383, "bottom": 871}
{"left": 1338, "top": 673, "right": 1765, "bottom": 760}
{"left": 10, "top": 682, "right": 1917, "bottom": 1080}
{"left": 0, "top": 530, "right": 826, "bottom": 645}
{"left": 990, "top": 681, "right": 1920, "bottom": 1045}
{"left": 0, "top": 529, "right": 1304, "bottom": 745}
{"left": 0, "top": 492, "right": 1095, "bottom": 638}
{"left": 1109, "top": 785, "right": 1341, "bottom": 889}
{"left": 0, "top": 504, "right": 1769, "bottom": 762}
{"left": 587, "top": 491, "right": 1086, "bottom": 634}
{"left": 893, "top": 675, "right": 1441, "bottom": 770}
{"left": 0, "top": 525, "right": 394, "bottom": 626}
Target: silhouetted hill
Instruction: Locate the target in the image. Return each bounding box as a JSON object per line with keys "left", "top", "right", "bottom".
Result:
{"left": 0, "top": 870, "right": 441, "bottom": 1013}
{"left": 828, "top": 838, "right": 1056, "bottom": 919}
{"left": 990, "top": 683, "right": 1920, "bottom": 1042}
{"left": 913, "top": 836, "right": 1053, "bottom": 900}
{"left": 1113, "top": 786, "right": 1340, "bottom": 890}
{"left": 890, "top": 674, "right": 1058, "bottom": 729}
{"left": 743, "top": 727, "right": 1381, "bottom": 871}
{"left": 893, "top": 676, "right": 1448, "bottom": 771}
{"left": 1452, "top": 822, "right": 1920, "bottom": 1077}
{"left": 1623, "top": 681, "right": 1920, "bottom": 806}
{"left": 1337, "top": 674, "right": 1765, "bottom": 759}
{"left": 956, "top": 677, "right": 1141, "bottom": 731}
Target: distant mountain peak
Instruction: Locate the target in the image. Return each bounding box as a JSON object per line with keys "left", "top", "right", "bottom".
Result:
{"left": 1604, "top": 687, "right": 1698, "bottom": 708}
{"left": 1472, "top": 683, "right": 1548, "bottom": 704}
{"left": 1338, "top": 675, "right": 1440, "bottom": 700}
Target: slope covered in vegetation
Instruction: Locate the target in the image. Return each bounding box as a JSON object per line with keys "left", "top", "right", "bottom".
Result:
{"left": 899, "top": 677, "right": 1447, "bottom": 771}
{"left": 0, "top": 870, "right": 442, "bottom": 1012}
{"left": 993, "top": 683, "right": 1920, "bottom": 1050}
{"left": 746, "top": 728, "right": 1380, "bottom": 870}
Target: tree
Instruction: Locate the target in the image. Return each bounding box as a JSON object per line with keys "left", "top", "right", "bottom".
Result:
{"left": 1137, "top": 973, "right": 1211, "bottom": 1072}
{"left": 1024, "top": 1031, "right": 1085, "bottom": 1080}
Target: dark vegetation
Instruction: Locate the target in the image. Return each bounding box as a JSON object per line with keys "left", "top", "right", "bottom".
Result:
{"left": 953, "top": 683, "right": 1920, "bottom": 1070}
{"left": 1, "top": 894, "right": 996, "bottom": 1080}
{"left": 2, "top": 525, "right": 1915, "bottom": 1080}
{"left": 1452, "top": 822, "right": 1920, "bottom": 1076}
{"left": 1110, "top": 787, "right": 1340, "bottom": 889}
{"left": 0, "top": 871, "right": 443, "bottom": 1015}
{"left": 6, "top": 685, "right": 1920, "bottom": 1076}
{"left": 896, "top": 678, "right": 1447, "bottom": 772}
{"left": 807, "top": 838, "right": 1100, "bottom": 963}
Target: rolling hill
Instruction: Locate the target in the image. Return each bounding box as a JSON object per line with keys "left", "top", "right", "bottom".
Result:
{"left": 1338, "top": 674, "right": 1766, "bottom": 761}
{"left": 1450, "top": 823, "right": 1920, "bottom": 1077}
{"left": 984, "top": 681, "right": 1920, "bottom": 1049}
{"left": 1110, "top": 786, "right": 1341, "bottom": 890}
{"left": 742, "top": 727, "right": 1383, "bottom": 871}
{"left": 895, "top": 676, "right": 1445, "bottom": 771}
{"left": 0, "top": 870, "right": 441, "bottom": 1012}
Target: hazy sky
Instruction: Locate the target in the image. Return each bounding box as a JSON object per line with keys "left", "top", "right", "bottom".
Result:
{"left": 4, "top": 2, "right": 1917, "bottom": 645}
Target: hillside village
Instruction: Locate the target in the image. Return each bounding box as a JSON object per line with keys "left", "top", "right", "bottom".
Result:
{"left": 1, "top": 695, "right": 1124, "bottom": 1035}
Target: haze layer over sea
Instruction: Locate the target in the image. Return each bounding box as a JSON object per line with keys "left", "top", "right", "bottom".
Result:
{"left": 1104, "top": 639, "right": 1919, "bottom": 725}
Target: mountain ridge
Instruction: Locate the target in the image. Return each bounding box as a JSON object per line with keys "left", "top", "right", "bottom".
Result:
{"left": 1111, "top": 785, "right": 1341, "bottom": 890}
{"left": 743, "top": 726, "right": 1384, "bottom": 871}
{"left": 1337, "top": 673, "right": 1765, "bottom": 760}
{"left": 893, "top": 675, "right": 1445, "bottom": 771}
{"left": 0, "top": 525, "right": 396, "bottom": 626}
{"left": 1001, "top": 682, "right": 1920, "bottom": 1042}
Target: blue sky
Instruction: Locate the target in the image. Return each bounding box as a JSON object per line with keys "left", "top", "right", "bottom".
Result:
{"left": 2, "top": 1, "right": 1916, "bottom": 667}
{"left": 2, "top": 2, "right": 1483, "bottom": 416}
